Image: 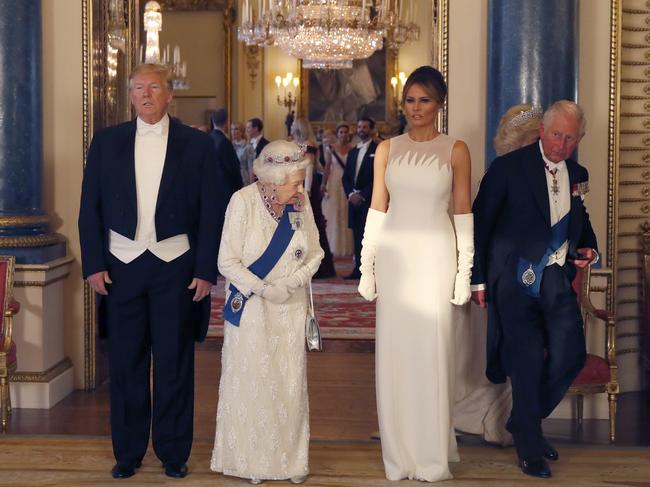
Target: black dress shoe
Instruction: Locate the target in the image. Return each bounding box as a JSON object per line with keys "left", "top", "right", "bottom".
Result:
{"left": 542, "top": 440, "right": 559, "bottom": 461}
{"left": 164, "top": 463, "right": 188, "bottom": 478}
{"left": 111, "top": 463, "right": 136, "bottom": 479}
{"left": 519, "top": 457, "right": 552, "bottom": 478}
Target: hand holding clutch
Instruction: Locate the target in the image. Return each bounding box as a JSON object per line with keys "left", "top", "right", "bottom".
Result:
{"left": 450, "top": 213, "right": 474, "bottom": 306}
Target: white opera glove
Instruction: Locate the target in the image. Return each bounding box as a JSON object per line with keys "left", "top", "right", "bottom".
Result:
{"left": 450, "top": 213, "right": 474, "bottom": 306}
{"left": 358, "top": 208, "right": 386, "bottom": 302}
{"left": 273, "top": 273, "right": 303, "bottom": 291}
{"left": 261, "top": 282, "right": 294, "bottom": 304}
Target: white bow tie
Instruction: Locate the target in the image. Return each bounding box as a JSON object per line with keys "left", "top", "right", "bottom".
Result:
{"left": 138, "top": 123, "right": 163, "bottom": 136}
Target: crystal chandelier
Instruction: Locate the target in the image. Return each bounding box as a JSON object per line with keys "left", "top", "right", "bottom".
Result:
{"left": 238, "top": 0, "right": 419, "bottom": 70}
{"left": 139, "top": 1, "right": 189, "bottom": 90}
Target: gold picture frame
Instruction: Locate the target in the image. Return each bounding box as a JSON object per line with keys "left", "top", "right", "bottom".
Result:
{"left": 81, "top": 0, "right": 235, "bottom": 389}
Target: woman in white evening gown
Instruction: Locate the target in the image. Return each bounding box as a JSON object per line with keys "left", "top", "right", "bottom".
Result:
{"left": 322, "top": 124, "right": 354, "bottom": 256}
{"left": 211, "top": 140, "right": 324, "bottom": 485}
{"left": 453, "top": 104, "right": 543, "bottom": 446}
{"left": 358, "top": 66, "right": 474, "bottom": 482}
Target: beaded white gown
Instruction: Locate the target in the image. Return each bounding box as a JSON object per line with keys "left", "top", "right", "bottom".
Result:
{"left": 375, "top": 133, "right": 459, "bottom": 482}
{"left": 210, "top": 184, "right": 324, "bottom": 481}
{"left": 322, "top": 148, "right": 354, "bottom": 256}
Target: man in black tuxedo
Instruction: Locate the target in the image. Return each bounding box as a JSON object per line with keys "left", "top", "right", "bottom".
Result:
{"left": 78, "top": 64, "right": 222, "bottom": 480}
{"left": 471, "top": 100, "right": 598, "bottom": 479}
{"left": 209, "top": 108, "right": 243, "bottom": 200}
{"left": 246, "top": 117, "right": 269, "bottom": 158}
{"left": 342, "top": 117, "right": 378, "bottom": 279}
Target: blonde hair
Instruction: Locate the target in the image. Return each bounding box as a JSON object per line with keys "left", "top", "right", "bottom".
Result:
{"left": 290, "top": 118, "right": 313, "bottom": 143}
{"left": 230, "top": 121, "right": 246, "bottom": 138}
{"left": 494, "top": 104, "right": 543, "bottom": 156}
{"left": 543, "top": 100, "right": 586, "bottom": 137}
{"left": 129, "top": 63, "right": 173, "bottom": 91}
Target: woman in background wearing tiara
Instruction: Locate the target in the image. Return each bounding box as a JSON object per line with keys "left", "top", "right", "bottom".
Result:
{"left": 453, "top": 103, "right": 543, "bottom": 446}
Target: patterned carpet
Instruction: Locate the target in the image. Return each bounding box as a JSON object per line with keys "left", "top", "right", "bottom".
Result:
{"left": 208, "top": 259, "right": 376, "bottom": 340}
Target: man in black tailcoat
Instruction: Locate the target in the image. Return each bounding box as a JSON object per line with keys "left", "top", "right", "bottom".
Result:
{"left": 79, "top": 63, "right": 222, "bottom": 480}
{"left": 471, "top": 100, "right": 598, "bottom": 479}
{"left": 342, "top": 117, "right": 378, "bottom": 279}
{"left": 209, "top": 108, "right": 243, "bottom": 201}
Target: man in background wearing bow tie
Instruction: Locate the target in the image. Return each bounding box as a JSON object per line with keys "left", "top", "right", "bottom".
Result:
{"left": 343, "top": 117, "right": 378, "bottom": 279}
{"left": 471, "top": 100, "right": 598, "bottom": 479}
{"left": 79, "top": 64, "right": 222, "bottom": 480}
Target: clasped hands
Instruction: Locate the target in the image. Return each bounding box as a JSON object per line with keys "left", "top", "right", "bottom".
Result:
{"left": 258, "top": 274, "right": 303, "bottom": 304}
{"left": 87, "top": 271, "right": 213, "bottom": 302}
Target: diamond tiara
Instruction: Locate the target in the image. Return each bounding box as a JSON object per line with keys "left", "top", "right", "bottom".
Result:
{"left": 507, "top": 106, "right": 543, "bottom": 129}
{"left": 262, "top": 143, "right": 307, "bottom": 165}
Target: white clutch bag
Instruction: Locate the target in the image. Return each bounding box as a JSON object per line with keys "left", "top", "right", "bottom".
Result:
{"left": 305, "top": 280, "right": 322, "bottom": 351}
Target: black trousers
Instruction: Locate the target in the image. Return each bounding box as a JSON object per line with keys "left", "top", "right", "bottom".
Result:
{"left": 350, "top": 206, "right": 368, "bottom": 274}
{"left": 106, "top": 250, "right": 195, "bottom": 466}
{"left": 494, "top": 263, "right": 586, "bottom": 460}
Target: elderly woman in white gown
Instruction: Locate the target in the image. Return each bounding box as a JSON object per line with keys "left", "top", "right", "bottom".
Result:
{"left": 210, "top": 140, "right": 324, "bottom": 485}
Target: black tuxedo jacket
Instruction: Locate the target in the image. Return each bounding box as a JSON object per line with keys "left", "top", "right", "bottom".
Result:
{"left": 254, "top": 136, "right": 270, "bottom": 158}
{"left": 472, "top": 141, "right": 598, "bottom": 382}
{"left": 342, "top": 140, "right": 378, "bottom": 227}
{"left": 78, "top": 116, "right": 223, "bottom": 342}
{"left": 209, "top": 128, "right": 244, "bottom": 201}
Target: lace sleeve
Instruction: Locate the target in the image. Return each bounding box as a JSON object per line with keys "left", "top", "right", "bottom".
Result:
{"left": 217, "top": 191, "right": 265, "bottom": 296}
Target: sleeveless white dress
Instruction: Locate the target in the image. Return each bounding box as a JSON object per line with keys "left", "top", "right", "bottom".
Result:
{"left": 375, "top": 133, "right": 459, "bottom": 482}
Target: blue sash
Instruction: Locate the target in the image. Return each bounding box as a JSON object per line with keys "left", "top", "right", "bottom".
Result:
{"left": 223, "top": 204, "right": 297, "bottom": 327}
{"left": 516, "top": 213, "right": 570, "bottom": 298}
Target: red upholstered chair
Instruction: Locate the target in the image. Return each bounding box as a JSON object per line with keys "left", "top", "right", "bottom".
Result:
{"left": 0, "top": 255, "right": 20, "bottom": 431}
{"left": 568, "top": 265, "right": 619, "bottom": 442}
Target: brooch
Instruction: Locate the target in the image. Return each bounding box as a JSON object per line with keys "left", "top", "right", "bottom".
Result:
{"left": 294, "top": 248, "right": 304, "bottom": 260}
{"left": 521, "top": 265, "right": 536, "bottom": 287}
{"left": 288, "top": 212, "right": 303, "bottom": 230}
{"left": 231, "top": 292, "right": 244, "bottom": 313}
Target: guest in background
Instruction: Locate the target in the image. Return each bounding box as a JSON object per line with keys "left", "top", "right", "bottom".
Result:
{"left": 231, "top": 121, "right": 255, "bottom": 185}
{"left": 322, "top": 124, "right": 354, "bottom": 257}
{"left": 211, "top": 140, "right": 323, "bottom": 485}
{"left": 247, "top": 117, "right": 269, "bottom": 158}
{"left": 210, "top": 109, "right": 244, "bottom": 203}
{"left": 453, "top": 104, "right": 543, "bottom": 448}
{"left": 292, "top": 118, "right": 337, "bottom": 278}
{"left": 342, "top": 117, "right": 378, "bottom": 279}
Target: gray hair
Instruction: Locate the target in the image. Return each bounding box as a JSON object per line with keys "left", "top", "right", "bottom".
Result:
{"left": 253, "top": 140, "right": 310, "bottom": 185}
{"left": 543, "top": 100, "right": 586, "bottom": 137}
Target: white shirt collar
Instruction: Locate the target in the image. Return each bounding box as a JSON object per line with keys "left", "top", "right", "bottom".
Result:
{"left": 357, "top": 139, "right": 371, "bottom": 149}
{"left": 538, "top": 140, "right": 564, "bottom": 171}
{"left": 137, "top": 114, "right": 169, "bottom": 137}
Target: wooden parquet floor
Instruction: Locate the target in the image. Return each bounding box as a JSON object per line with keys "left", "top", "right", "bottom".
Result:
{"left": 1, "top": 436, "right": 650, "bottom": 487}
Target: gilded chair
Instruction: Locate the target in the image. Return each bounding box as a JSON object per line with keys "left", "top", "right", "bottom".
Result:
{"left": 0, "top": 255, "right": 20, "bottom": 431}
{"left": 568, "top": 265, "right": 619, "bottom": 442}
